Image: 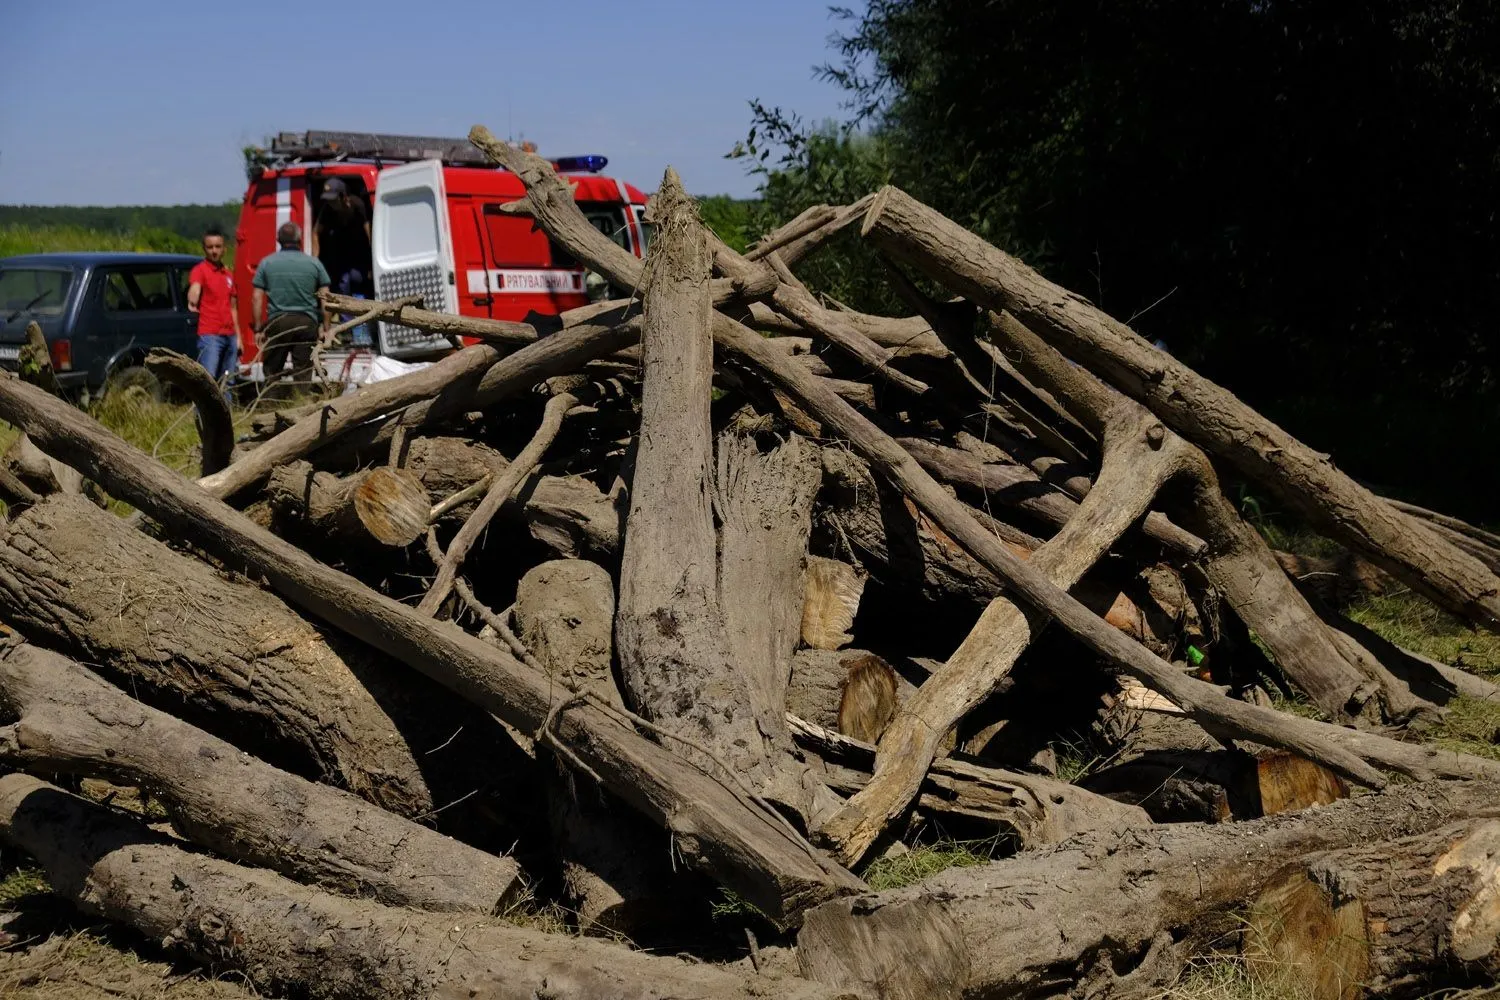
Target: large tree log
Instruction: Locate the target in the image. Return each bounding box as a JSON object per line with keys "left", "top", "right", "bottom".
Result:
{"left": 860, "top": 184, "right": 1500, "bottom": 632}
{"left": 0, "top": 374, "right": 862, "bottom": 921}
{"left": 615, "top": 170, "right": 834, "bottom": 825}
{"left": 796, "top": 780, "right": 1500, "bottom": 1000}
{"left": 463, "top": 122, "right": 1497, "bottom": 798}
{"left": 144, "top": 348, "right": 235, "bottom": 475}
{"left": 0, "top": 774, "right": 852, "bottom": 1000}
{"left": 514, "top": 559, "right": 689, "bottom": 937}
{"left": 0, "top": 493, "right": 507, "bottom": 820}
{"left": 1246, "top": 819, "right": 1500, "bottom": 998}
{"left": 0, "top": 643, "right": 521, "bottom": 913}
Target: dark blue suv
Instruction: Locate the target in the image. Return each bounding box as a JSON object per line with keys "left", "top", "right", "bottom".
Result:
{"left": 0, "top": 252, "right": 206, "bottom": 398}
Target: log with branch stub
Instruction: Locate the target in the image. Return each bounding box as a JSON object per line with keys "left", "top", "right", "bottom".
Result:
{"left": 0, "top": 774, "right": 855, "bottom": 1000}
{"left": 0, "top": 371, "right": 862, "bottom": 921}
{"left": 860, "top": 184, "right": 1500, "bottom": 632}
{"left": 0, "top": 642, "right": 522, "bottom": 914}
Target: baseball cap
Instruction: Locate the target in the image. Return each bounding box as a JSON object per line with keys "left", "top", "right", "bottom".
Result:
{"left": 320, "top": 178, "right": 348, "bottom": 200}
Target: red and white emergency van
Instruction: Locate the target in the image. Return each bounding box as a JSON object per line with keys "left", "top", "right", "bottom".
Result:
{"left": 234, "top": 130, "right": 650, "bottom": 365}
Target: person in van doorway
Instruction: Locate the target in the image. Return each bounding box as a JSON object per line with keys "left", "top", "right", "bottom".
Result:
{"left": 187, "top": 225, "right": 239, "bottom": 399}
{"left": 251, "top": 222, "right": 329, "bottom": 396}
{"left": 312, "top": 178, "right": 373, "bottom": 346}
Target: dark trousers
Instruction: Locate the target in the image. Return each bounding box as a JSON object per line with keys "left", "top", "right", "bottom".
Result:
{"left": 260, "top": 313, "right": 319, "bottom": 389}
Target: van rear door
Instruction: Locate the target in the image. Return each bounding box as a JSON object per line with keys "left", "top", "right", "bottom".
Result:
{"left": 371, "top": 159, "right": 458, "bottom": 358}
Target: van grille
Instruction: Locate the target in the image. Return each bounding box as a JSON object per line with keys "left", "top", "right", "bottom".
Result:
{"left": 375, "top": 263, "right": 453, "bottom": 355}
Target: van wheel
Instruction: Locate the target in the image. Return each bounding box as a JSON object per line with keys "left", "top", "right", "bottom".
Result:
{"left": 103, "top": 365, "right": 164, "bottom": 402}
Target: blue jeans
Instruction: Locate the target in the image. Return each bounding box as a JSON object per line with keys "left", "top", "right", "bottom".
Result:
{"left": 196, "top": 334, "right": 239, "bottom": 398}
{"left": 335, "top": 267, "right": 373, "bottom": 346}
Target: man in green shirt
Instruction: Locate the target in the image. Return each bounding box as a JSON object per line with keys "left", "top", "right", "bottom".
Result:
{"left": 251, "top": 222, "right": 330, "bottom": 392}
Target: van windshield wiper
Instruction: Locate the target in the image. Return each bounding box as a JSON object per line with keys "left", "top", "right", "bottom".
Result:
{"left": 5, "top": 289, "right": 53, "bottom": 324}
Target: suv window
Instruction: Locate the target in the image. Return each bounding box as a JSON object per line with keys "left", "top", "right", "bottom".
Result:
{"left": 0, "top": 268, "right": 73, "bottom": 317}
{"left": 100, "top": 267, "right": 174, "bottom": 312}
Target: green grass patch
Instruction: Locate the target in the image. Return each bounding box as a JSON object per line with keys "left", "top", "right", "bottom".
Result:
{"left": 1424, "top": 694, "right": 1500, "bottom": 760}
{"left": 1346, "top": 592, "right": 1500, "bottom": 679}
{"left": 0, "top": 865, "right": 48, "bottom": 906}
{"left": 859, "top": 839, "right": 1000, "bottom": 892}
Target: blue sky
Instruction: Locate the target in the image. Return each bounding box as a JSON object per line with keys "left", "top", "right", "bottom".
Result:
{"left": 0, "top": 0, "right": 855, "bottom": 206}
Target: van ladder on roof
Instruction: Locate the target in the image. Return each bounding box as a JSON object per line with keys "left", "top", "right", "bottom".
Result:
{"left": 265, "top": 131, "right": 493, "bottom": 167}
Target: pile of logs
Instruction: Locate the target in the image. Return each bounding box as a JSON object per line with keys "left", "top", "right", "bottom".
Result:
{"left": 1, "top": 124, "right": 1499, "bottom": 1000}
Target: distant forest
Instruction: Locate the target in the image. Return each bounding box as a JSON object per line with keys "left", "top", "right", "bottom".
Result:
{"left": 0, "top": 204, "right": 241, "bottom": 244}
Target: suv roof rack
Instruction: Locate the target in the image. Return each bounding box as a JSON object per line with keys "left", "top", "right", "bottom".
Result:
{"left": 260, "top": 130, "right": 493, "bottom": 167}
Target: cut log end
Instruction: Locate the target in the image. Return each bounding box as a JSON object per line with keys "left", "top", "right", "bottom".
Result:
{"left": 801, "top": 556, "right": 868, "bottom": 651}
{"left": 351, "top": 465, "right": 431, "bottom": 547}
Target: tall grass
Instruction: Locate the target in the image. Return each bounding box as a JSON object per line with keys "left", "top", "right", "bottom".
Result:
{"left": 0, "top": 223, "right": 206, "bottom": 259}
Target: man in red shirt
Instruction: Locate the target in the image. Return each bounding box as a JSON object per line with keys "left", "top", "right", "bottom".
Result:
{"left": 187, "top": 225, "right": 240, "bottom": 396}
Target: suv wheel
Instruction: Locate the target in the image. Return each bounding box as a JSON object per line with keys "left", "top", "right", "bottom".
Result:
{"left": 104, "top": 365, "right": 163, "bottom": 402}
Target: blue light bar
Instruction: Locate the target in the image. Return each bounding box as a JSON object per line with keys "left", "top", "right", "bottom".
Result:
{"left": 553, "top": 154, "right": 608, "bottom": 173}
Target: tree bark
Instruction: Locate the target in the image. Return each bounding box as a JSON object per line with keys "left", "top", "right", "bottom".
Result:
{"left": 515, "top": 559, "right": 690, "bottom": 937}
{"left": 0, "top": 375, "right": 862, "bottom": 921}
{"left": 0, "top": 493, "right": 511, "bottom": 820}
{"left": 0, "top": 774, "right": 852, "bottom": 1000}
{"left": 144, "top": 348, "right": 235, "bottom": 475}
{"left": 861, "top": 184, "right": 1500, "bottom": 632}
{"left": 266, "top": 460, "right": 432, "bottom": 547}
{"left": 797, "top": 779, "right": 1500, "bottom": 1000}
{"left": 615, "top": 170, "right": 833, "bottom": 825}
{"left": 1246, "top": 820, "right": 1500, "bottom": 999}
{"left": 0, "top": 643, "right": 522, "bottom": 914}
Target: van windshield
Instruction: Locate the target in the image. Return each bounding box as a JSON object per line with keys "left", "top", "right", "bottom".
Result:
{"left": 0, "top": 268, "right": 73, "bottom": 318}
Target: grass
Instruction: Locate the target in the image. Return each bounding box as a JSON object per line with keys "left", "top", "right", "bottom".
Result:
{"left": 0, "top": 223, "right": 220, "bottom": 262}
{"left": 1151, "top": 956, "right": 1318, "bottom": 1000}
{"left": 1347, "top": 591, "right": 1500, "bottom": 679}
{"left": 859, "top": 838, "right": 1003, "bottom": 892}
{"left": 0, "top": 865, "right": 48, "bottom": 907}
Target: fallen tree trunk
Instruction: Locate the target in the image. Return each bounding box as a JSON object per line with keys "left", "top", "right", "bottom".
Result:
{"left": 310, "top": 434, "right": 622, "bottom": 560}
{"left": 796, "top": 779, "right": 1500, "bottom": 1000}
{"left": 859, "top": 184, "right": 1500, "bottom": 632}
{"left": 987, "top": 311, "right": 1427, "bottom": 723}
{"left": 0, "top": 373, "right": 862, "bottom": 921}
{"left": 0, "top": 493, "right": 508, "bottom": 819}
{"left": 0, "top": 774, "right": 850, "bottom": 1000}
{"left": 144, "top": 348, "right": 234, "bottom": 475}
{"left": 1246, "top": 817, "right": 1500, "bottom": 998}
{"left": 0, "top": 643, "right": 522, "bottom": 914}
